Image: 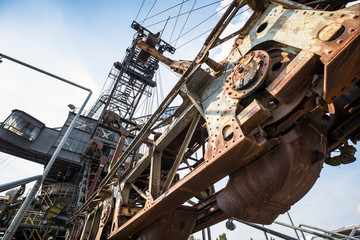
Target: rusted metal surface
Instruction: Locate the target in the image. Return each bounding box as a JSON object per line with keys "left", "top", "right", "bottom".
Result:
{"left": 217, "top": 118, "right": 326, "bottom": 224}
{"left": 137, "top": 33, "right": 159, "bottom": 63}
{"left": 225, "top": 50, "right": 270, "bottom": 99}
{"left": 192, "top": 192, "right": 229, "bottom": 233}
{"left": 100, "top": 110, "right": 129, "bottom": 136}
{"left": 94, "top": 197, "right": 113, "bottom": 240}
{"left": 149, "top": 147, "right": 162, "bottom": 199}
{"left": 84, "top": 138, "right": 110, "bottom": 200}
{"left": 322, "top": 28, "right": 360, "bottom": 103}
{"left": 237, "top": 99, "right": 272, "bottom": 134}
{"left": 270, "top": 0, "right": 312, "bottom": 10}
{"left": 266, "top": 51, "right": 321, "bottom": 103}
{"left": 136, "top": 207, "right": 197, "bottom": 240}
{"left": 108, "top": 131, "right": 270, "bottom": 239}
{"left": 138, "top": 40, "right": 194, "bottom": 75}
{"left": 161, "top": 114, "right": 200, "bottom": 193}
{"left": 67, "top": 1, "right": 360, "bottom": 239}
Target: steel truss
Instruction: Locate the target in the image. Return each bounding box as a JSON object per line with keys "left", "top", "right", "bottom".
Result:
{"left": 67, "top": 0, "right": 360, "bottom": 239}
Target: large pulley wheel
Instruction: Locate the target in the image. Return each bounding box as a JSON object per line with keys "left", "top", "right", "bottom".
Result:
{"left": 225, "top": 50, "right": 270, "bottom": 99}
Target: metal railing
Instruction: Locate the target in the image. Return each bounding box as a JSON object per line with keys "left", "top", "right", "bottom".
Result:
{"left": 231, "top": 217, "right": 359, "bottom": 240}
{"left": 0, "top": 52, "right": 92, "bottom": 240}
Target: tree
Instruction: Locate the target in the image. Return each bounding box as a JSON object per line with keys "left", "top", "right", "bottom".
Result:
{"left": 216, "top": 233, "right": 227, "bottom": 240}
{"left": 188, "top": 235, "right": 200, "bottom": 240}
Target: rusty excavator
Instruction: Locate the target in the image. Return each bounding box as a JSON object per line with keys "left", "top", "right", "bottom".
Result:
{"left": 1, "top": 0, "right": 360, "bottom": 239}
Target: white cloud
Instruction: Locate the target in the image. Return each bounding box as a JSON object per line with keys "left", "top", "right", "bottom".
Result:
{"left": 216, "top": 0, "right": 233, "bottom": 15}
{"left": 1, "top": 2, "right": 360, "bottom": 239}
{"left": 0, "top": 2, "right": 105, "bottom": 127}
{"left": 212, "top": 9, "right": 253, "bottom": 62}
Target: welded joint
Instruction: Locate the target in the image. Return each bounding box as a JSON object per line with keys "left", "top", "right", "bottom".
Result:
{"left": 181, "top": 85, "right": 205, "bottom": 119}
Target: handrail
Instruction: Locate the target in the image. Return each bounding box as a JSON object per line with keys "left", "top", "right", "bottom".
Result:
{"left": 0, "top": 175, "right": 42, "bottom": 192}
{"left": 0, "top": 52, "right": 92, "bottom": 240}
{"left": 299, "top": 224, "right": 359, "bottom": 240}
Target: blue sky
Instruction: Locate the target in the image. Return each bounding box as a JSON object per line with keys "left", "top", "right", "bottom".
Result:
{"left": 0, "top": 1, "right": 359, "bottom": 239}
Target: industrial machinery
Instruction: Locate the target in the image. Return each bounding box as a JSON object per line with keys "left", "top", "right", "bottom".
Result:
{"left": 1, "top": 0, "right": 360, "bottom": 239}
{"left": 64, "top": 0, "right": 360, "bottom": 239}
{"left": 0, "top": 20, "right": 175, "bottom": 239}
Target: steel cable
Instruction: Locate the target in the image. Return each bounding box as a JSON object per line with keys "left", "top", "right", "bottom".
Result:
{"left": 174, "top": 0, "right": 197, "bottom": 47}
{"left": 139, "top": 0, "right": 190, "bottom": 23}
{"left": 171, "top": 2, "right": 230, "bottom": 45}
{"left": 169, "top": 0, "right": 186, "bottom": 43}
{"left": 177, "top": 7, "right": 250, "bottom": 49}
{"left": 145, "top": 0, "right": 222, "bottom": 28}
{"left": 140, "top": 0, "right": 158, "bottom": 25}
{"left": 135, "top": 0, "right": 146, "bottom": 21}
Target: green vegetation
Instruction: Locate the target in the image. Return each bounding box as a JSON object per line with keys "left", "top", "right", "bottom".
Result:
{"left": 188, "top": 235, "right": 200, "bottom": 240}
{"left": 188, "top": 232, "right": 227, "bottom": 240}
{"left": 216, "top": 233, "right": 227, "bottom": 240}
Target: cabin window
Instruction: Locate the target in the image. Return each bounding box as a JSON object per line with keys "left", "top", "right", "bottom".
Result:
{"left": 96, "top": 127, "right": 120, "bottom": 142}
{"left": 3, "top": 112, "right": 40, "bottom": 141}
{"left": 65, "top": 115, "right": 95, "bottom": 133}
{"left": 54, "top": 136, "right": 88, "bottom": 154}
